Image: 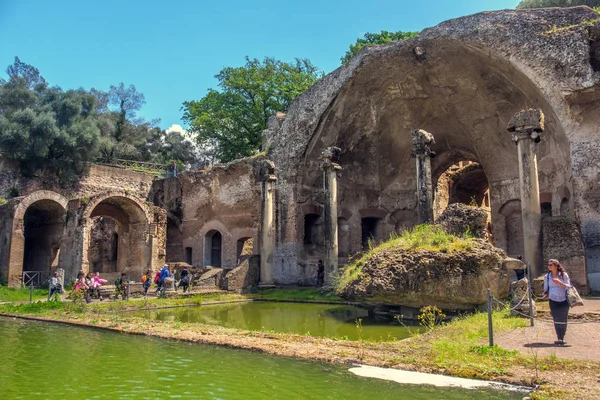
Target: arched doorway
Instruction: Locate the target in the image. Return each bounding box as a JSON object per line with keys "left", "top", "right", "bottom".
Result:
{"left": 84, "top": 195, "right": 149, "bottom": 279}
{"left": 22, "top": 199, "right": 66, "bottom": 274}
{"left": 204, "top": 230, "right": 222, "bottom": 267}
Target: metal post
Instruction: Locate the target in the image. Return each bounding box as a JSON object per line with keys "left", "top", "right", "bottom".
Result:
{"left": 527, "top": 262, "right": 535, "bottom": 327}
{"left": 487, "top": 288, "right": 494, "bottom": 347}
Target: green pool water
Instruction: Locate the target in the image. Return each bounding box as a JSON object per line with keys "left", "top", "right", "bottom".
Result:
{"left": 0, "top": 318, "right": 522, "bottom": 399}
{"left": 135, "top": 301, "right": 421, "bottom": 341}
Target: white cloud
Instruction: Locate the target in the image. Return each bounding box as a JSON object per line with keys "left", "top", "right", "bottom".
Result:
{"left": 166, "top": 124, "right": 187, "bottom": 135}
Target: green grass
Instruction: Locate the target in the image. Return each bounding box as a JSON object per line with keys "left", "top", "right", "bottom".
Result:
{"left": 251, "top": 288, "right": 343, "bottom": 302}
{"left": 0, "top": 286, "right": 48, "bottom": 303}
{"left": 337, "top": 224, "right": 475, "bottom": 290}
{"left": 415, "top": 307, "right": 535, "bottom": 380}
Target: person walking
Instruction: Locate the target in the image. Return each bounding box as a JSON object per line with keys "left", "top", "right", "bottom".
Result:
{"left": 542, "top": 259, "right": 572, "bottom": 346}
{"left": 142, "top": 269, "right": 153, "bottom": 296}
{"left": 157, "top": 264, "right": 170, "bottom": 295}
{"left": 178, "top": 267, "right": 191, "bottom": 293}
{"left": 48, "top": 272, "right": 63, "bottom": 301}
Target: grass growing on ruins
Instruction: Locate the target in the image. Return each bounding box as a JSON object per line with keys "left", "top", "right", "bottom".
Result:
{"left": 0, "top": 285, "right": 48, "bottom": 303}
{"left": 336, "top": 224, "right": 474, "bottom": 290}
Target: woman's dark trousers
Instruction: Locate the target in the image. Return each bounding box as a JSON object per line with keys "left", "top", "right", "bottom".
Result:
{"left": 549, "top": 299, "right": 569, "bottom": 340}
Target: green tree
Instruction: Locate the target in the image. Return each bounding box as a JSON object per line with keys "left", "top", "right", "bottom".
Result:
{"left": 341, "top": 30, "right": 419, "bottom": 64}
{"left": 0, "top": 57, "right": 199, "bottom": 179}
{"left": 516, "top": 0, "right": 600, "bottom": 7}
{"left": 0, "top": 75, "right": 101, "bottom": 181}
{"left": 182, "top": 57, "right": 321, "bottom": 162}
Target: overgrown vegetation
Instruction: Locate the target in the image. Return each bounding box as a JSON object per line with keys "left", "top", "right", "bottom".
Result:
{"left": 337, "top": 224, "right": 475, "bottom": 290}
{"left": 340, "top": 30, "right": 419, "bottom": 64}
{"left": 0, "top": 57, "right": 202, "bottom": 183}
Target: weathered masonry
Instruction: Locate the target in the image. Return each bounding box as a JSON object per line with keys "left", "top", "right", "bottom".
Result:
{"left": 0, "top": 164, "right": 166, "bottom": 286}
{"left": 1, "top": 7, "right": 600, "bottom": 293}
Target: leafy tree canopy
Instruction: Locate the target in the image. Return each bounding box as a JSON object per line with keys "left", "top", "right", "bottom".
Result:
{"left": 516, "top": 0, "right": 600, "bottom": 8}
{"left": 0, "top": 57, "right": 199, "bottom": 183}
{"left": 182, "top": 57, "right": 321, "bottom": 162}
{"left": 341, "top": 30, "right": 419, "bottom": 64}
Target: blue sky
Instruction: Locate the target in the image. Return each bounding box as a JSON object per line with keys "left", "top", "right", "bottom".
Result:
{"left": 0, "top": 0, "right": 518, "bottom": 130}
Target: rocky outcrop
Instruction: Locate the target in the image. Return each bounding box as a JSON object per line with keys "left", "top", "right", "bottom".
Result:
{"left": 437, "top": 203, "right": 489, "bottom": 239}
{"left": 338, "top": 239, "right": 510, "bottom": 310}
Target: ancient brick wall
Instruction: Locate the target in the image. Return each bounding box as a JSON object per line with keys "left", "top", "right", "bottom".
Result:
{"left": 150, "top": 158, "right": 262, "bottom": 270}
{"left": 0, "top": 162, "right": 155, "bottom": 201}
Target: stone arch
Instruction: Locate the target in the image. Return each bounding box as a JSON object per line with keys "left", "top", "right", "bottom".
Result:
{"left": 557, "top": 185, "right": 572, "bottom": 217}
{"left": 433, "top": 161, "right": 490, "bottom": 219}
{"left": 82, "top": 193, "right": 151, "bottom": 279}
{"left": 6, "top": 191, "right": 68, "bottom": 287}
{"left": 296, "top": 38, "right": 569, "bottom": 265}
{"left": 204, "top": 230, "right": 223, "bottom": 268}
{"left": 232, "top": 228, "right": 259, "bottom": 258}
{"left": 82, "top": 192, "right": 150, "bottom": 227}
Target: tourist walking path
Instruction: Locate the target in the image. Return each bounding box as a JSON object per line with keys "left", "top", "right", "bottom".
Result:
{"left": 495, "top": 298, "right": 600, "bottom": 361}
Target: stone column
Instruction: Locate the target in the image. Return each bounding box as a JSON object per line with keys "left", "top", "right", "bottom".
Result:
{"left": 411, "top": 129, "right": 436, "bottom": 224}
{"left": 259, "top": 160, "right": 277, "bottom": 287}
{"left": 507, "top": 109, "right": 544, "bottom": 278}
{"left": 320, "top": 147, "right": 342, "bottom": 284}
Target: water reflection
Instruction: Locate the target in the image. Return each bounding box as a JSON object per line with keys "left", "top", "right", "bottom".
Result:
{"left": 136, "top": 302, "right": 421, "bottom": 341}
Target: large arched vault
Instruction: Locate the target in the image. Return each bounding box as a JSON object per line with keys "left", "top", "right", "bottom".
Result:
{"left": 268, "top": 7, "right": 600, "bottom": 289}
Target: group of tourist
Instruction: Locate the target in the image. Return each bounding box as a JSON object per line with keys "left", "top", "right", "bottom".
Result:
{"left": 73, "top": 271, "right": 110, "bottom": 303}
{"left": 151, "top": 264, "right": 192, "bottom": 295}
{"left": 63, "top": 264, "right": 194, "bottom": 302}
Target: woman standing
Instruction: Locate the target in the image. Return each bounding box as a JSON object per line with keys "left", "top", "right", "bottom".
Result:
{"left": 542, "top": 259, "right": 571, "bottom": 345}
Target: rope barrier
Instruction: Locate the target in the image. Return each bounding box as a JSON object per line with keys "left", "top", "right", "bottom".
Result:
{"left": 490, "top": 291, "right": 593, "bottom": 325}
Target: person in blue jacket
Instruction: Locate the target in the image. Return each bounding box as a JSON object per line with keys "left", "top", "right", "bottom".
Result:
{"left": 157, "top": 264, "right": 170, "bottom": 295}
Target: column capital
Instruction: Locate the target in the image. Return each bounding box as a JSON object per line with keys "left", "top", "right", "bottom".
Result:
{"left": 507, "top": 109, "right": 544, "bottom": 143}
{"left": 259, "top": 160, "right": 277, "bottom": 182}
{"left": 411, "top": 129, "right": 436, "bottom": 158}
{"left": 320, "top": 146, "right": 342, "bottom": 170}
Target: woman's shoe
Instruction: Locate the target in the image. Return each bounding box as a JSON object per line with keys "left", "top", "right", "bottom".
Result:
{"left": 554, "top": 340, "right": 561, "bottom": 345}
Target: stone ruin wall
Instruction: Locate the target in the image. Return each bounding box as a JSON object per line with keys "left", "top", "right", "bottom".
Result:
{"left": 0, "top": 159, "right": 155, "bottom": 201}
{"left": 266, "top": 7, "right": 600, "bottom": 290}
{"left": 0, "top": 162, "right": 165, "bottom": 286}
{"left": 150, "top": 158, "right": 262, "bottom": 271}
